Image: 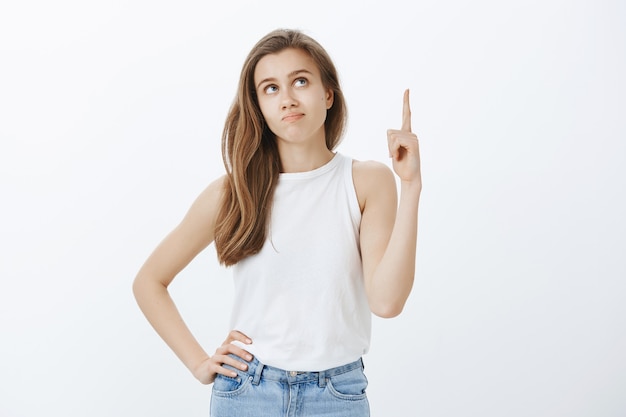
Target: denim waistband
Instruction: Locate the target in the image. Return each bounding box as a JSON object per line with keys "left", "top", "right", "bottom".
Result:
{"left": 233, "top": 357, "right": 364, "bottom": 387}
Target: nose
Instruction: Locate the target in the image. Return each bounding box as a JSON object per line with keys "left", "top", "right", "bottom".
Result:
{"left": 280, "top": 88, "right": 298, "bottom": 109}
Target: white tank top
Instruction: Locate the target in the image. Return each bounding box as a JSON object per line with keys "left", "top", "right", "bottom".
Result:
{"left": 230, "top": 153, "right": 371, "bottom": 371}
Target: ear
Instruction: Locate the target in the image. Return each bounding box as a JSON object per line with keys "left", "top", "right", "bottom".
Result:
{"left": 325, "top": 88, "right": 334, "bottom": 110}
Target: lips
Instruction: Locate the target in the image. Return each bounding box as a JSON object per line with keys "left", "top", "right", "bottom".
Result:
{"left": 282, "top": 113, "right": 304, "bottom": 122}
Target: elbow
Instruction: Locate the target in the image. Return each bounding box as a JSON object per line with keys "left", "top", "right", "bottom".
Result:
{"left": 132, "top": 272, "right": 169, "bottom": 304}
{"left": 371, "top": 302, "right": 405, "bottom": 319}
{"left": 132, "top": 276, "right": 143, "bottom": 303}
{"left": 132, "top": 273, "right": 154, "bottom": 303}
{"left": 367, "top": 288, "right": 411, "bottom": 318}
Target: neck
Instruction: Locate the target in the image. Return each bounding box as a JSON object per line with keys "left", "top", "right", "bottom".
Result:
{"left": 277, "top": 142, "right": 335, "bottom": 173}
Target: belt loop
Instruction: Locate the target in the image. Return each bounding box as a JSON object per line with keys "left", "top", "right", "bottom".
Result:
{"left": 318, "top": 370, "right": 327, "bottom": 388}
{"left": 252, "top": 361, "right": 264, "bottom": 386}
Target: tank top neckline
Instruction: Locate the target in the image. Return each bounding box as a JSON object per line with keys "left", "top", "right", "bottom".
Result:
{"left": 279, "top": 152, "right": 340, "bottom": 181}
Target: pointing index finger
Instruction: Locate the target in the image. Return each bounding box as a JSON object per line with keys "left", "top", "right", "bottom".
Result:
{"left": 402, "top": 89, "right": 412, "bottom": 132}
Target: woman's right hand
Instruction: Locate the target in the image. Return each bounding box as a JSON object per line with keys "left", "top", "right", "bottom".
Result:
{"left": 192, "top": 330, "right": 253, "bottom": 385}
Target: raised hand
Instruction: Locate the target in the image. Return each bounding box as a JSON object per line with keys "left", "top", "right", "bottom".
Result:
{"left": 192, "top": 330, "right": 253, "bottom": 385}
{"left": 387, "top": 89, "right": 421, "bottom": 185}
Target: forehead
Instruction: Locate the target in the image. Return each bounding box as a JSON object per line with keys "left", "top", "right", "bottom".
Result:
{"left": 254, "top": 48, "right": 320, "bottom": 84}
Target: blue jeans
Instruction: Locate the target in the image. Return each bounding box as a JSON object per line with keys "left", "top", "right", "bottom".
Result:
{"left": 210, "top": 357, "right": 370, "bottom": 417}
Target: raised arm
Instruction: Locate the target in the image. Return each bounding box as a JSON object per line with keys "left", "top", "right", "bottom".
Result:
{"left": 356, "top": 89, "right": 422, "bottom": 318}
{"left": 132, "top": 176, "right": 252, "bottom": 384}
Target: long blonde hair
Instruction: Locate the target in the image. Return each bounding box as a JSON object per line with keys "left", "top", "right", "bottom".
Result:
{"left": 214, "top": 29, "right": 347, "bottom": 266}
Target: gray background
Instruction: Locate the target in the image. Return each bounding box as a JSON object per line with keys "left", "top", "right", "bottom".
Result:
{"left": 1, "top": 0, "right": 625, "bottom": 416}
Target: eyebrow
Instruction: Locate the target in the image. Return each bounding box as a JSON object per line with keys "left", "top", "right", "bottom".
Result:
{"left": 255, "top": 69, "right": 314, "bottom": 90}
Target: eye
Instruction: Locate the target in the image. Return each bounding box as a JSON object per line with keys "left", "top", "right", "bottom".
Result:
{"left": 263, "top": 84, "right": 278, "bottom": 94}
{"left": 294, "top": 77, "right": 308, "bottom": 87}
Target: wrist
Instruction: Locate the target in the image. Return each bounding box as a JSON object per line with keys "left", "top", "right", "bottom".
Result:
{"left": 400, "top": 179, "right": 422, "bottom": 194}
{"left": 190, "top": 355, "right": 211, "bottom": 375}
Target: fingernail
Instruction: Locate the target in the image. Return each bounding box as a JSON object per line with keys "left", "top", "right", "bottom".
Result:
{"left": 246, "top": 354, "right": 252, "bottom": 360}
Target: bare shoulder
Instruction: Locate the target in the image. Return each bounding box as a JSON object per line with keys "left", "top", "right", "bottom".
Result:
{"left": 352, "top": 159, "right": 397, "bottom": 211}
{"left": 199, "top": 174, "right": 227, "bottom": 203}
{"left": 133, "top": 175, "right": 229, "bottom": 286}
{"left": 353, "top": 159, "right": 394, "bottom": 180}
{"left": 173, "top": 174, "right": 228, "bottom": 240}
{"left": 188, "top": 175, "right": 228, "bottom": 221}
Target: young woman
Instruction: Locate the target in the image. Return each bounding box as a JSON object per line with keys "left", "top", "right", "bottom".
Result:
{"left": 133, "top": 28, "right": 421, "bottom": 416}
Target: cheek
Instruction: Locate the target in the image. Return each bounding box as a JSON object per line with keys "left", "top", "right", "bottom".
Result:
{"left": 257, "top": 100, "right": 271, "bottom": 121}
{"left": 257, "top": 101, "right": 280, "bottom": 132}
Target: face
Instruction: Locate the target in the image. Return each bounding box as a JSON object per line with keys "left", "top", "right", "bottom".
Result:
{"left": 254, "top": 48, "right": 334, "bottom": 147}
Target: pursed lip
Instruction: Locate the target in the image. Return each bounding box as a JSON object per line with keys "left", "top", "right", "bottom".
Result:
{"left": 282, "top": 112, "right": 304, "bottom": 122}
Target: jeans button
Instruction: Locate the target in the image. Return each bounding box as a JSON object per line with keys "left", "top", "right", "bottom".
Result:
{"left": 289, "top": 371, "right": 297, "bottom": 377}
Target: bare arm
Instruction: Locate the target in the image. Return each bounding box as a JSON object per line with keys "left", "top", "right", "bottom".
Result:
{"left": 132, "top": 177, "right": 251, "bottom": 384}
{"left": 356, "top": 89, "right": 422, "bottom": 318}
